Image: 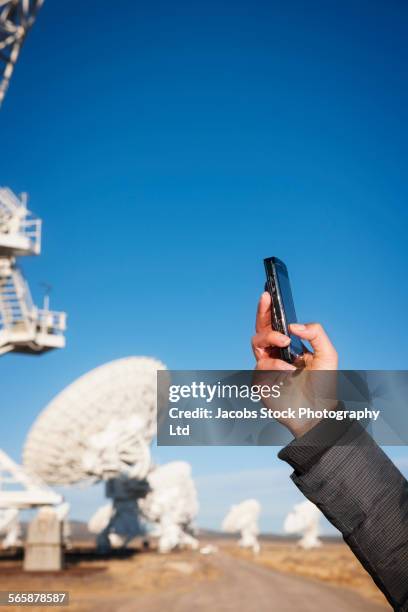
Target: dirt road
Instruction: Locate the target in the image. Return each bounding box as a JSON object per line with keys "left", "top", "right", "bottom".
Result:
{"left": 112, "top": 551, "right": 389, "bottom": 612}
{"left": 0, "top": 544, "right": 389, "bottom": 611}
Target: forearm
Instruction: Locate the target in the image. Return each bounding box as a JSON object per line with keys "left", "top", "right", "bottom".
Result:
{"left": 279, "top": 420, "right": 408, "bottom": 611}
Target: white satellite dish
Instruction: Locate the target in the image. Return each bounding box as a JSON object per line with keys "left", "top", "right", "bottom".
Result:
{"left": 139, "top": 461, "right": 199, "bottom": 553}
{"left": 222, "top": 499, "right": 261, "bottom": 554}
{"left": 23, "top": 356, "right": 167, "bottom": 485}
{"left": 284, "top": 500, "right": 322, "bottom": 550}
{"left": 89, "top": 462, "right": 200, "bottom": 554}
{"left": 222, "top": 499, "right": 261, "bottom": 553}
{"left": 22, "top": 356, "right": 167, "bottom": 552}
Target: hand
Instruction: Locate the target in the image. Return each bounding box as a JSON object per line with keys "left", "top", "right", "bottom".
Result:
{"left": 252, "top": 292, "right": 338, "bottom": 371}
{"left": 251, "top": 292, "right": 338, "bottom": 437}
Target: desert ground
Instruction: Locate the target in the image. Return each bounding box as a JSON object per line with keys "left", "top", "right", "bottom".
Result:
{"left": 0, "top": 539, "right": 390, "bottom": 612}
{"left": 228, "top": 540, "right": 390, "bottom": 608}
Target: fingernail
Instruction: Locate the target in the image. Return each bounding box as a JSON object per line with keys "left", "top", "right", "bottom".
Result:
{"left": 291, "top": 324, "right": 306, "bottom": 331}
{"left": 282, "top": 336, "right": 291, "bottom": 345}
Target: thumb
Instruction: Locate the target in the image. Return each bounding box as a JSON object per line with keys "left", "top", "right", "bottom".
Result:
{"left": 289, "top": 322, "right": 338, "bottom": 367}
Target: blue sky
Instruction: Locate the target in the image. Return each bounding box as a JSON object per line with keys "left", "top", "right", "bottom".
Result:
{"left": 1, "top": 0, "right": 408, "bottom": 532}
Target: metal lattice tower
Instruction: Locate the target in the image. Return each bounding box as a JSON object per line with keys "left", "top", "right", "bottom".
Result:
{"left": 0, "top": 2, "right": 67, "bottom": 355}
{"left": 0, "top": 0, "right": 44, "bottom": 108}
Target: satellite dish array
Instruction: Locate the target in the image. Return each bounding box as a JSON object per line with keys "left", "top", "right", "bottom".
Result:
{"left": 0, "top": 354, "right": 323, "bottom": 558}
{"left": 0, "top": 2, "right": 323, "bottom": 560}
{"left": 0, "top": 2, "right": 231, "bottom": 558}
{"left": 22, "top": 357, "right": 200, "bottom": 555}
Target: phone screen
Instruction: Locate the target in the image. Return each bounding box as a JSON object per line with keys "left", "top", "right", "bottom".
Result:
{"left": 276, "top": 265, "right": 297, "bottom": 326}
{"left": 275, "top": 264, "right": 304, "bottom": 356}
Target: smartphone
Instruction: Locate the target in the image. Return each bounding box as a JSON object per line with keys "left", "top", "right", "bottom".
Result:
{"left": 264, "top": 256, "right": 304, "bottom": 364}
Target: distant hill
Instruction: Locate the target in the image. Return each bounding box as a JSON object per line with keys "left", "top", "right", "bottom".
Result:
{"left": 20, "top": 521, "right": 341, "bottom": 543}
{"left": 188, "top": 528, "right": 341, "bottom": 543}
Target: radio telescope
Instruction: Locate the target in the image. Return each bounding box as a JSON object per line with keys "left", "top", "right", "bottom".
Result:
{"left": 88, "top": 462, "right": 199, "bottom": 554}
{"left": 222, "top": 499, "right": 261, "bottom": 554}
{"left": 284, "top": 500, "right": 322, "bottom": 550}
{"left": 87, "top": 477, "right": 151, "bottom": 553}
{"left": 23, "top": 356, "right": 167, "bottom": 484}
{"left": 23, "top": 356, "right": 167, "bottom": 551}
{"left": 139, "top": 461, "right": 199, "bottom": 553}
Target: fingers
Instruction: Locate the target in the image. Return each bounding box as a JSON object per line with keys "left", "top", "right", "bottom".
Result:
{"left": 252, "top": 330, "right": 290, "bottom": 361}
{"left": 289, "top": 322, "right": 338, "bottom": 366}
{"left": 253, "top": 294, "right": 292, "bottom": 363}
{"left": 255, "top": 291, "right": 272, "bottom": 333}
{"left": 256, "top": 357, "right": 296, "bottom": 371}
{"left": 252, "top": 330, "right": 290, "bottom": 350}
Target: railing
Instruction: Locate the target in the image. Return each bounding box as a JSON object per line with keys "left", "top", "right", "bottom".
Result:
{"left": 0, "top": 268, "right": 66, "bottom": 342}
{"left": 0, "top": 185, "right": 66, "bottom": 354}
{"left": 0, "top": 307, "right": 66, "bottom": 337}
{"left": 0, "top": 267, "right": 32, "bottom": 331}
{"left": 0, "top": 188, "right": 42, "bottom": 255}
{"left": 18, "top": 216, "right": 42, "bottom": 254}
{"left": 37, "top": 309, "right": 67, "bottom": 336}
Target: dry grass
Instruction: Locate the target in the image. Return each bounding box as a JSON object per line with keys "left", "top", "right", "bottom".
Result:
{"left": 226, "top": 541, "right": 389, "bottom": 608}
{"left": 0, "top": 544, "right": 217, "bottom": 612}
{"left": 0, "top": 540, "right": 391, "bottom": 610}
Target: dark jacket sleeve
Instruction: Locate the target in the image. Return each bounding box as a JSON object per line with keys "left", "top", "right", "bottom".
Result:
{"left": 278, "top": 419, "right": 408, "bottom": 611}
